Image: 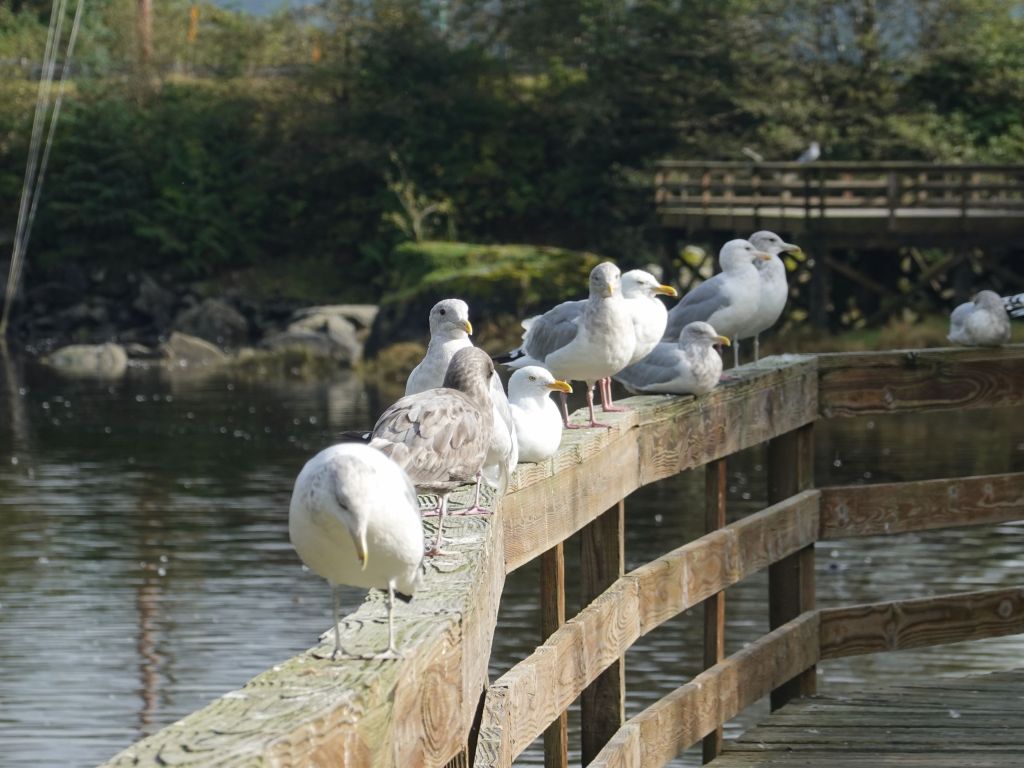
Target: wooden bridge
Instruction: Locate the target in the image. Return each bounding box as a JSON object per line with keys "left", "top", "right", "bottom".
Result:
{"left": 102, "top": 345, "right": 1024, "bottom": 768}
{"left": 654, "top": 161, "right": 1024, "bottom": 324}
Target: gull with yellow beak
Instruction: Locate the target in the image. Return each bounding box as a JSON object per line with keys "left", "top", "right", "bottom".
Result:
{"left": 735, "top": 231, "right": 804, "bottom": 363}
{"left": 507, "top": 366, "right": 574, "bottom": 463}
{"left": 502, "top": 262, "right": 635, "bottom": 429}
{"left": 664, "top": 239, "right": 773, "bottom": 368}
{"left": 405, "top": 298, "right": 474, "bottom": 396}
{"left": 615, "top": 321, "right": 729, "bottom": 396}
{"left": 289, "top": 442, "right": 424, "bottom": 660}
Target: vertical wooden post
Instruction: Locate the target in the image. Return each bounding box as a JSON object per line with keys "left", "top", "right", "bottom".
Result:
{"left": 540, "top": 542, "right": 568, "bottom": 768}
{"left": 702, "top": 458, "right": 727, "bottom": 763}
{"left": 767, "top": 424, "right": 816, "bottom": 710}
{"left": 136, "top": 0, "right": 153, "bottom": 65}
{"left": 580, "top": 500, "right": 625, "bottom": 765}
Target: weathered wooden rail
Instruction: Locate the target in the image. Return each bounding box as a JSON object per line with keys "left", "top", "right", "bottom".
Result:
{"left": 102, "top": 345, "right": 1024, "bottom": 767}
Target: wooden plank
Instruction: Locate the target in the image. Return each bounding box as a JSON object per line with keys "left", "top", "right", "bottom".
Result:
{"left": 581, "top": 502, "right": 626, "bottom": 765}
{"left": 473, "top": 491, "right": 820, "bottom": 768}
{"left": 540, "top": 543, "right": 568, "bottom": 768}
{"left": 820, "top": 587, "right": 1024, "bottom": 659}
{"left": 103, "top": 487, "right": 505, "bottom": 768}
{"left": 820, "top": 472, "right": 1024, "bottom": 539}
{"left": 817, "top": 346, "right": 1024, "bottom": 418}
{"left": 702, "top": 459, "right": 727, "bottom": 764}
{"left": 766, "top": 425, "right": 816, "bottom": 709}
{"left": 588, "top": 613, "right": 821, "bottom": 768}
{"left": 502, "top": 357, "right": 818, "bottom": 572}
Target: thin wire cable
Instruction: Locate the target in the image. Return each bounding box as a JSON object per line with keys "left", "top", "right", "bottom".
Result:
{"left": 1, "top": 0, "right": 73, "bottom": 335}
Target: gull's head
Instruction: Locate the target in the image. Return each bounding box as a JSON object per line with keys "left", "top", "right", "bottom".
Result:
{"left": 680, "top": 321, "right": 730, "bottom": 349}
{"left": 621, "top": 269, "right": 678, "bottom": 300}
{"left": 974, "top": 290, "right": 1004, "bottom": 311}
{"left": 443, "top": 346, "right": 495, "bottom": 396}
{"left": 590, "top": 262, "right": 622, "bottom": 299}
{"left": 428, "top": 298, "right": 472, "bottom": 338}
{"left": 719, "top": 239, "right": 771, "bottom": 271}
{"left": 749, "top": 231, "right": 802, "bottom": 261}
{"left": 508, "top": 365, "right": 572, "bottom": 401}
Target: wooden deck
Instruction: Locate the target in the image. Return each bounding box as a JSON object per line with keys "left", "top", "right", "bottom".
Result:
{"left": 711, "top": 668, "right": 1024, "bottom": 767}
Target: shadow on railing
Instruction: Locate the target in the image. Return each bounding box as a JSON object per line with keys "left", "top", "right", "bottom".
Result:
{"left": 102, "top": 346, "right": 1024, "bottom": 768}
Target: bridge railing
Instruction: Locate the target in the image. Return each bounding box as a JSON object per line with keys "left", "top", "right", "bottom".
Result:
{"left": 102, "top": 346, "right": 1024, "bottom": 768}
{"left": 654, "top": 161, "right": 1024, "bottom": 220}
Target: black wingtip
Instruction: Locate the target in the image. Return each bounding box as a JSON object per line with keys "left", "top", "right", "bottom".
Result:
{"left": 395, "top": 591, "right": 414, "bottom": 604}
{"left": 493, "top": 349, "right": 523, "bottom": 365}
{"left": 337, "top": 429, "right": 372, "bottom": 443}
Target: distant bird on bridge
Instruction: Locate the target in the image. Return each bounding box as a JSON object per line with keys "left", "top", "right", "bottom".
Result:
{"left": 501, "top": 262, "right": 636, "bottom": 429}
{"left": 289, "top": 443, "right": 424, "bottom": 660}
{"left": 796, "top": 141, "right": 821, "bottom": 163}
{"left": 507, "top": 366, "right": 573, "bottom": 463}
{"left": 371, "top": 346, "right": 494, "bottom": 555}
{"left": 663, "top": 239, "right": 771, "bottom": 368}
{"left": 741, "top": 146, "right": 765, "bottom": 163}
{"left": 614, "top": 321, "right": 727, "bottom": 396}
{"left": 733, "top": 231, "right": 804, "bottom": 363}
{"left": 948, "top": 290, "right": 1011, "bottom": 346}
{"left": 1003, "top": 292, "right": 1024, "bottom": 319}
{"left": 405, "top": 298, "right": 517, "bottom": 498}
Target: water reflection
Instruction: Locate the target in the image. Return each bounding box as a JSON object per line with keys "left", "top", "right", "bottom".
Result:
{"left": 0, "top": 356, "right": 1022, "bottom": 767}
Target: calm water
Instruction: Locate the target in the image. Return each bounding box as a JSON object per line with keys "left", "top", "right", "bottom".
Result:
{"left": 1, "top": 353, "right": 1023, "bottom": 767}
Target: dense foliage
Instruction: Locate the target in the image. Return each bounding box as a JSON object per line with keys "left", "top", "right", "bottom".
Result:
{"left": 2, "top": 0, "right": 1023, "bottom": 299}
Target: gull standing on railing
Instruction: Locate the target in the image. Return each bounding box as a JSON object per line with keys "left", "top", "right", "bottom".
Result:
{"left": 371, "top": 346, "right": 494, "bottom": 555}
{"left": 289, "top": 443, "right": 424, "bottom": 660}
{"left": 614, "top": 321, "right": 728, "bottom": 395}
{"left": 663, "top": 239, "right": 771, "bottom": 368}
{"left": 507, "top": 366, "right": 573, "bottom": 463}
{"left": 948, "top": 290, "right": 1012, "bottom": 346}
{"left": 733, "top": 231, "right": 804, "bottom": 363}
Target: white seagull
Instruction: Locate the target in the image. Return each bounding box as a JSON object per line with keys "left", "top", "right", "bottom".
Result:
{"left": 663, "top": 239, "right": 771, "bottom": 367}
{"left": 371, "top": 346, "right": 494, "bottom": 555}
{"left": 507, "top": 366, "right": 573, "bottom": 463}
{"left": 733, "top": 230, "right": 803, "bottom": 363}
{"left": 948, "top": 290, "right": 1011, "bottom": 346}
{"left": 289, "top": 442, "right": 424, "bottom": 660}
{"left": 503, "top": 262, "right": 635, "bottom": 429}
{"left": 614, "top": 321, "right": 728, "bottom": 396}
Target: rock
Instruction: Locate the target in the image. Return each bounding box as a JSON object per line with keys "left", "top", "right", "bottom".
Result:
{"left": 173, "top": 298, "right": 249, "bottom": 348}
{"left": 161, "top": 331, "right": 228, "bottom": 367}
{"left": 286, "top": 312, "right": 362, "bottom": 363}
{"left": 133, "top": 274, "right": 177, "bottom": 327}
{"left": 260, "top": 326, "right": 358, "bottom": 366}
{"left": 124, "top": 342, "right": 167, "bottom": 360}
{"left": 290, "top": 304, "right": 379, "bottom": 331}
{"left": 43, "top": 343, "right": 128, "bottom": 378}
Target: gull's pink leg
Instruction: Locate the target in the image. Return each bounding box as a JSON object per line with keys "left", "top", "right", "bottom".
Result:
{"left": 425, "top": 495, "right": 456, "bottom": 557}
{"left": 585, "top": 382, "right": 613, "bottom": 429}
{"left": 600, "top": 376, "right": 630, "bottom": 413}
{"left": 451, "top": 472, "right": 491, "bottom": 516}
{"left": 561, "top": 389, "right": 583, "bottom": 430}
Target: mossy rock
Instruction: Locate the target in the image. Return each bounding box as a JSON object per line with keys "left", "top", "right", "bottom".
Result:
{"left": 365, "top": 241, "right": 603, "bottom": 356}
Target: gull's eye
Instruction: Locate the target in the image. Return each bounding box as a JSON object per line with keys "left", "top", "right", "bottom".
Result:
{"left": 529, "top": 375, "right": 536, "bottom": 381}
{"left": 439, "top": 308, "right": 446, "bottom": 316}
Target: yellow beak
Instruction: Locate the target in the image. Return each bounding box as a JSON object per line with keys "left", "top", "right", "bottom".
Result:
{"left": 547, "top": 380, "right": 573, "bottom": 394}
{"left": 656, "top": 284, "right": 679, "bottom": 298}
{"left": 462, "top": 319, "right": 473, "bottom": 336}
{"left": 716, "top": 336, "right": 731, "bottom": 346}
{"left": 604, "top": 286, "right": 614, "bottom": 298}
{"left": 786, "top": 246, "right": 807, "bottom": 262}
{"left": 351, "top": 534, "right": 369, "bottom": 570}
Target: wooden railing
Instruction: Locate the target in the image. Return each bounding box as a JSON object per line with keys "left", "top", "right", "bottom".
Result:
{"left": 102, "top": 346, "right": 1024, "bottom": 768}
{"left": 655, "top": 161, "right": 1024, "bottom": 221}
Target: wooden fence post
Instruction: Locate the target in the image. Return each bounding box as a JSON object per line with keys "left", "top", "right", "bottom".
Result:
{"left": 580, "top": 500, "right": 626, "bottom": 765}
{"left": 540, "top": 542, "right": 568, "bottom": 768}
{"left": 767, "top": 424, "right": 816, "bottom": 710}
{"left": 702, "top": 458, "right": 727, "bottom": 763}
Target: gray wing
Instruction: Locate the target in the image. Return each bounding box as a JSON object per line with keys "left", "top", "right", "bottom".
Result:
{"left": 613, "top": 342, "right": 683, "bottom": 393}
{"left": 524, "top": 300, "right": 584, "bottom": 361}
{"left": 369, "top": 389, "right": 490, "bottom": 488}
{"left": 664, "top": 277, "right": 731, "bottom": 339}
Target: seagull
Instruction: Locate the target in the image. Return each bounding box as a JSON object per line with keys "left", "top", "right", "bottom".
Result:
{"left": 796, "top": 141, "right": 820, "bottom": 163}
{"left": 502, "top": 262, "right": 635, "bottom": 429}
{"left": 1002, "top": 292, "right": 1024, "bottom": 319}
{"left": 948, "top": 290, "right": 1011, "bottom": 346}
{"left": 614, "top": 322, "right": 727, "bottom": 395}
{"left": 289, "top": 443, "right": 424, "bottom": 660}
{"left": 370, "top": 346, "right": 494, "bottom": 555}
{"left": 507, "top": 366, "right": 573, "bottom": 463}
{"left": 733, "top": 231, "right": 803, "bottom": 363}
{"left": 405, "top": 299, "right": 472, "bottom": 396}
{"left": 404, "top": 298, "right": 518, "bottom": 499}
{"left": 663, "top": 239, "right": 771, "bottom": 368}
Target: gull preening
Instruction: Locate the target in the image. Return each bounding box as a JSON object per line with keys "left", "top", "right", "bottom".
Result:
{"left": 507, "top": 366, "right": 572, "bottom": 463}
{"left": 614, "top": 321, "right": 727, "bottom": 396}
{"left": 733, "top": 230, "right": 803, "bottom": 363}
{"left": 289, "top": 443, "right": 424, "bottom": 660}
{"left": 370, "top": 346, "right": 495, "bottom": 555}
{"left": 948, "top": 290, "right": 1011, "bottom": 346}
{"left": 664, "top": 239, "right": 771, "bottom": 367}
{"left": 504, "top": 262, "right": 635, "bottom": 429}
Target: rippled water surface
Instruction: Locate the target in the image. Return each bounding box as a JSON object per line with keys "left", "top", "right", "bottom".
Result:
{"left": 1, "top": 353, "right": 1022, "bottom": 767}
